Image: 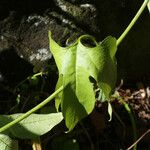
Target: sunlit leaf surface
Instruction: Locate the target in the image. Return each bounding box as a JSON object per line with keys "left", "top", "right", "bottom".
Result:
{"left": 49, "top": 32, "right": 117, "bottom": 130}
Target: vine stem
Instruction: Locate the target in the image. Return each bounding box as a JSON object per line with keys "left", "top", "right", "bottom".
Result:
{"left": 15, "top": 71, "right": 45, "bottom": 89}
{"left": 127, "top": 129, "right": 150, "bottom": 150}
{"left": 117, "top": 0, "right": 149, "bottom": 46}
{"left": 0, "top": 86, "right": 63, "bottom": 133}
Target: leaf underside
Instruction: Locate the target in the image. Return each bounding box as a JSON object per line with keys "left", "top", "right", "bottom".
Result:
{"left": 0, "top": 134, "right": 18, "bottom": 150}
{"left": 49, "top": 32, "right": 117, "bottom": 130}
{"left": 0, "top": 113, "right": 63, "bottom": 139}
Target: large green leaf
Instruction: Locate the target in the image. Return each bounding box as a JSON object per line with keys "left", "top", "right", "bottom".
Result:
{"left": 49, "top": 32, "right": 117, "bottom": 130}
{"left": 0, "top": 134, "right": 18, "bottom": 150}
{"left": 0, "top": 113, "right": 63, "bottom": 139}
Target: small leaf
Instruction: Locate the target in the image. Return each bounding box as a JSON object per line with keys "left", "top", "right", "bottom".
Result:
{"left": 0, "top": 134, "right": 18, "bottom": 150}
{"left": 29, "top": 76, "right": 39, "bottom": 86}
{"left": 0, "top": 113, "right": 63, "bottom": 139}
{"left": 108, "top": 102, "right": 113, "bottom": 121}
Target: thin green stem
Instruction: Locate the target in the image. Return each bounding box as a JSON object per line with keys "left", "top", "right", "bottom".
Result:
{"left": 120, "top": 100, "right": 137, "bottom": 150}
{"left": 117, "top": 0, "right": 149, "bottom": 46}
{"left": 0, "top": 86, "right": 63, "bottom": 133}
{"left": 15, "top": 72, "right": 44, "bottom": 89}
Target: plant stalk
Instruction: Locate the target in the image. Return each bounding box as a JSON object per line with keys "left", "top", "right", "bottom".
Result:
{"left": 32, "top": 137, "right": 42, "bottom": 150}
{"left": 117, "top": 0, "right": 149, "bottom": 46}
{"left": 15, "top": 71, "right": 44, "bottom": 89}
{"left": 121, "top": 100, "right": 137, "bottom": 150}
{"left": 0, "top": 86, "right": 63, "bottom": 133}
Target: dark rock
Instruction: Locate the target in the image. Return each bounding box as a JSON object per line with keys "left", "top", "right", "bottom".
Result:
{"left": 0, "top": 12, "right": 52, "bottom": 69}
{"left": 0, "top": 0, "right": 99, "bottom": 88}
{"left": 0, "top": 0, "right": 99, "bottom": 71}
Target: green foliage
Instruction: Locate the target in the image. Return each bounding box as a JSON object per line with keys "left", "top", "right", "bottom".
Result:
{"left": 49, "top": 32, "right": 117, "bottom": 130}
{"left": 0, "top": 1, "right": 148, "bottom": 148}
{"left": 0, "top": 134, "right": 18, "bottom": 150}
{"left": 0, "top": 113, "right": 63, "bottom": 139}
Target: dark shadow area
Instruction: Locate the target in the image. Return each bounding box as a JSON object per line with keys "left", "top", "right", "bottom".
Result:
{"left": 0, "top": 48, "right": 33, "bottom": 86}
{"left": 0, "top": 48, "right": 33, "bottom": 113}
{"left": 0, "top": 0, "right": 55, "bottom": 20}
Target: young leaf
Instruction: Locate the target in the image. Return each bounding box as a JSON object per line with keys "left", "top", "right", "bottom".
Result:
{"left": 0, "top": 134, "right": 18, "bottom": 150}
{"left": 0, "top": 113, "right": 63, "bottom": 139}
{"left": 49, "top": 32, "right": 117, "bottom": 130}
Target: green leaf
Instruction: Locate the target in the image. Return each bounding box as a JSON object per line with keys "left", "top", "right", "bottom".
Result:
{"left": 55, "top": 74, "right": 63, "bottom": 111}
{"left": 0, "top": 113, "right": 63, "bottom": 139}
{"left": 0, "top": 134, "right": 18, "bottom": 150}
{"left": 49, "top": 32, "right": 117, "bottom": 130}
{"left": 49, "top": 32, "right": 66, "bottom": 111}
{"left": 98, "top": 36, "right": 117, "bottom": 101}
